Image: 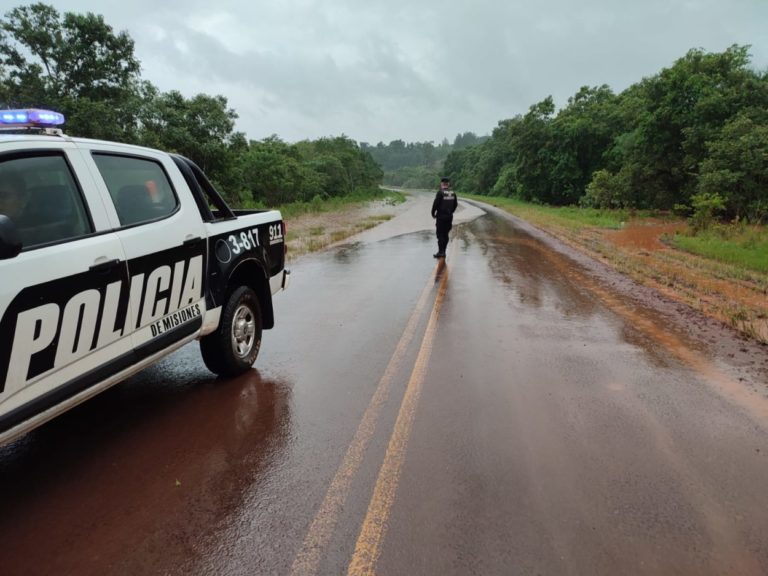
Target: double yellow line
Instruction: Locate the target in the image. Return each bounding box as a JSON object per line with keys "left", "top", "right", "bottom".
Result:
{"left": 291, "top": 248, "right": 454, "bottom": 576}
{"left": 346, "top": 259, "right": 449, "bottom": 575}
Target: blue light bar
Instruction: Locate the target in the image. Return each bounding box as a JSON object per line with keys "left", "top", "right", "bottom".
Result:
{"left": 0, "top": 109, "right": 65, "bottom": 126}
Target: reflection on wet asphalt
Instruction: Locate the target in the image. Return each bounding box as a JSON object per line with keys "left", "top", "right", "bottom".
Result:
{"left": 1, "top": 198, "right": 767, "bottom": 575}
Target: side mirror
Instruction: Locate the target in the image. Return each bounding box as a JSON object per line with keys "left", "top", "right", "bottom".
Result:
{"left": 0, "top": 215, "right": 22, "bottom": 260}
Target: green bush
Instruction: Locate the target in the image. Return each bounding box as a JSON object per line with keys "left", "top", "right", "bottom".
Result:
{"left": 690, "top": 191, "right": 726, "bottom": 233}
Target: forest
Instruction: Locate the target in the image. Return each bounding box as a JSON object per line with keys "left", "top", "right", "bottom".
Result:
{"left": 363, "top": 133, "right": 485, "bottom": 189}
{"left": 445, "top": 45, "right": 768, "bottom": 225}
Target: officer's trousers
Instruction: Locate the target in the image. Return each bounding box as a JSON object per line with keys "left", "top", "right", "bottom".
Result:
{"left": 436, "top": 218, "right": 452, "bottom": 254}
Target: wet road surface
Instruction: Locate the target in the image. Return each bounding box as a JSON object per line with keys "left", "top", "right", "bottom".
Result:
{"left": 2, "top": 194, "right": 768, "bottom": 575}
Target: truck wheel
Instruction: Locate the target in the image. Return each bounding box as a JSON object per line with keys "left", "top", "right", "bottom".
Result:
{"left": 200, "top": 286, "right": 262, "bottom": 376}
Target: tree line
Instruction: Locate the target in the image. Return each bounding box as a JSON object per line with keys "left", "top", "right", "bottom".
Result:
{"left": 445, "top": 45, "right": 768, "bottom": 224}
{"left": 0, "top": 3, "right": 382, "bottom": 206}
{"left": 363, "top": 133, "right": 486, "bottom": 189}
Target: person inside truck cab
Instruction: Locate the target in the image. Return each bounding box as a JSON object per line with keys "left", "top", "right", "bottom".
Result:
{"left": 0, "top": 173, "right": 29, "bottom": 225}
{"left": 145, "top": 179, "right": 160, "bottom": 202}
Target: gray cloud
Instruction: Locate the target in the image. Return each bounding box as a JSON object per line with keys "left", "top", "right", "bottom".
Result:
{"left": 17, "top": 1, "right": 768, "bottom": 142}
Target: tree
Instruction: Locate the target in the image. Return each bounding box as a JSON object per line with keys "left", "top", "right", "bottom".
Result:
{"left": 453, "top": 132, "right": 480, "bottom": 150}
{"left": 600, "top": 45, "right": 768, "bottom": 209}
{"left": 240, "top": 135, "right": 382, "bottom": 205}
{"left": 548, "top": 85, "right": 619, "bottom": 204}
{"left": 511, "top": 96, "right": 556, "bottom": 202}
{"left": 141, "top": 90, "right": 241, "bottom": 180}
{"left": 241, "top": 137, "right": 308, "bottom": 205}
{"left": 0, "top": 3, "right": 144, "bottom": 141}
{"left": 698, "top": 110, "right": 768, "bottom": 222}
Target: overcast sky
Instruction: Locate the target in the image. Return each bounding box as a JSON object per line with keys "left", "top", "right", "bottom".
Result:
{"left": 9, "top": 0, "right": 768, "bottom": 143}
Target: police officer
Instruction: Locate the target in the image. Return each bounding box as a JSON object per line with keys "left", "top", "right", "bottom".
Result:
{"left": 431, "top": 177, "right": 458, "bottom": 258}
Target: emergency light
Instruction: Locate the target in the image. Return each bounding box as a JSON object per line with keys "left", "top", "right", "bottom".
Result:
{"left": 0, "top": 109, "right": 65, "bottom": 127}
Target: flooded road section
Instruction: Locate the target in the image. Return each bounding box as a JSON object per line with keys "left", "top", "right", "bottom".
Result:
{"left": 1, "top": 196, "right": 767, "bottom": 575}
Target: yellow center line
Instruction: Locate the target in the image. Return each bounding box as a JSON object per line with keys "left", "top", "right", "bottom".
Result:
{"left": 289, "top": 260, "right": 445, "bottom": 576}
{"left": 346, "top": 242, "right": 454, "bottom": 576}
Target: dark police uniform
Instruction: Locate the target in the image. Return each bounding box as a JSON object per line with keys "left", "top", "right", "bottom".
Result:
{"left": 431, "top": 185, "right": 458, "bottom": 257}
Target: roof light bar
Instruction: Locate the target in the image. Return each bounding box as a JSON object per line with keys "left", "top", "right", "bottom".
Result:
{"left": 0, "top": 109, "right": 65, "bottom": 127}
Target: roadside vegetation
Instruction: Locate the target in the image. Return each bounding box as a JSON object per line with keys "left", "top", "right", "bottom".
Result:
{"left": 670, "top": 225, "right": 768, "bottom": 274}
{"left": 463, "top": 194, "right": 658, "bottom": 230}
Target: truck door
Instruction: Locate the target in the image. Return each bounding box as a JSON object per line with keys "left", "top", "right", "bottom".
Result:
{"left": 81, "top": 147, "right": 209, "bottom": 358}
{"left": 0, "top": 147, "right": 130, "bottom": 433}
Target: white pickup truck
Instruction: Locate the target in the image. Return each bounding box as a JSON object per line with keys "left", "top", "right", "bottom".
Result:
{"left": 0, "top": 109, "right": 289, "bottom": 445}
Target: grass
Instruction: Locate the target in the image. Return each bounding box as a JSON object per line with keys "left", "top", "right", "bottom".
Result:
{"left": 671, "top": 225, "right": 768, "bottom": 273}
{"left": 366, "top": 214, "right": 394, "bottom": 223}
{"left": 462, "top": 193, "right": 659, "bottom": 230}
{"left": 330, "top": 230, "right": 351, "bottom": 243}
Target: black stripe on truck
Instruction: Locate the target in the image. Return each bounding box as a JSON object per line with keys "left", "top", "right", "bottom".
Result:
{"left": 0, "top": 318, "right": 200, "bottom": 436}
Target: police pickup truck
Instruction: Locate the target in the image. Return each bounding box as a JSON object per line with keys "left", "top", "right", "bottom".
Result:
{"left": 0, "top": 109, "right": 289, "bottom": 446}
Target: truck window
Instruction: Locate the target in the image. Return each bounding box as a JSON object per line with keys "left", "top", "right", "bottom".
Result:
{"left": 0, "top": 153, "right": 93, "bottom": 249}
{"left": 92, "top": 154, "right": 178, "bottom": 227}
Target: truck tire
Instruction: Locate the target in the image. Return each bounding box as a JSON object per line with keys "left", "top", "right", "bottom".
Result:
{"left": 200, "top": 286, "right": 262, "bottom": 376}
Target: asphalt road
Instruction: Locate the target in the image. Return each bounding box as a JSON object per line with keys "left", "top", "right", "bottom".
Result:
{"left": 1, "top": 195, "right": 767, "bottom": 576}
